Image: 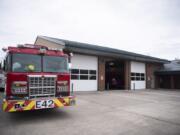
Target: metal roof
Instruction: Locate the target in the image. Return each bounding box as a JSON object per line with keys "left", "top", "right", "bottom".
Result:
{"left": 36, "top": 36, "right": 169, "bottom": 64}
{"left": 155, "top": 60, "right": 180, "bottom": 75}
{"left": 164, "top": 60, "right": 180, "bottom": 71}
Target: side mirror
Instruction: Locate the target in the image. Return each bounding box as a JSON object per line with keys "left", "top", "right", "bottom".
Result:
{"left": 68, "top": 63, "right": 72, "bottom": 69}
{"left": 68, "top": 52, "right": 73, "bottom": 69}
{"left": 3, "top": 60, "right": 5, "bottom": 71}
{"left": 69, "top": 52, "right": 73, "bottom": 57}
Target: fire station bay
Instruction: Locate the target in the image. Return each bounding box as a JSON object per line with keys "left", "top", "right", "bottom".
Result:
{"left": 35, "top": 36, "right": 170, "bottom": 92}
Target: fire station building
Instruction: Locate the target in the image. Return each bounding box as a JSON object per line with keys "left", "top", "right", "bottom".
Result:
{"left": 35, "top": 36, "right": 169, "bottom": 92}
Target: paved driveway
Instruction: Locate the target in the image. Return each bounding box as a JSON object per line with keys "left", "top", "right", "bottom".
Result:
{"left": 1, "top": 90, "right": 180, "bottom": 135}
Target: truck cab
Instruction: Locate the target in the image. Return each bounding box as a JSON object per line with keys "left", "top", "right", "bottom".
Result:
{"left": 2, "top": 44, "right": 75, "bottom": 112}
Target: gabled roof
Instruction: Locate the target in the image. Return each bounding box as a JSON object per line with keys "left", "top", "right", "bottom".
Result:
{"left": 36, "top": 36, "right": 169, "bottom": 64}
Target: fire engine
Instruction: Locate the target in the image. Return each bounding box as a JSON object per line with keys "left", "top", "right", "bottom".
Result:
{"left": 1, "top": 44, "right": 75, "bottom": 112}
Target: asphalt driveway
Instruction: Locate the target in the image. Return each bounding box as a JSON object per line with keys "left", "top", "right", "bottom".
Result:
{"left": 1, "top": 90, "right": 180, "bottom": 135}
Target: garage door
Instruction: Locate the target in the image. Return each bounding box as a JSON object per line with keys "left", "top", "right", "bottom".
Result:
{"left": 130, "top": 61, "right": 146, "bottom": 90}
{"left": 70, "top": 54, "right": 98, "bottom": 91}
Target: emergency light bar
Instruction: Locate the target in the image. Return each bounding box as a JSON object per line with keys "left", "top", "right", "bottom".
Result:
{"left": 18, "top": 44, "right": 48, "bottom": 50}
{"left": 48, "top": 48, "right": 63, "bottom": 51}
{"left": 17, "top": 44, "right": 63, "bottom": 51}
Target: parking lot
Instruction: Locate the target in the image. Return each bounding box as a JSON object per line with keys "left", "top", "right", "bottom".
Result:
{"left": 1, "top": 90, "right": 180, "bottom": 135}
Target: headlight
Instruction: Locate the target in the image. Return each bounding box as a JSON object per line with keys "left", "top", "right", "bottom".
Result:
{"left": 57, "top": 81, "right": 68, "bottom": 92}
{"left": 11, "top": 81, "right": 28, "bottom": 94}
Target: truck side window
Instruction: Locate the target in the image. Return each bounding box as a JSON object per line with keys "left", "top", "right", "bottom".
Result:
{"left": 5, "top": 54, "right": 11, "bottom": 72}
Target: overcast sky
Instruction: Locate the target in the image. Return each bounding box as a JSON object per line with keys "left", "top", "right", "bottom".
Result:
{"left": 1, "top": 0, "right": 180, "bottom": 60}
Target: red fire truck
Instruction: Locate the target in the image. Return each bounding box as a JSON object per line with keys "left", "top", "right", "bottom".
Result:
{"left": 1, "top": 44, "right": 75, "bottom": 112}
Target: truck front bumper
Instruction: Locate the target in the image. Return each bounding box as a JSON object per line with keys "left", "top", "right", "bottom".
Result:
{"left": 2, "top": 96, "right": 76, "bottom": 112}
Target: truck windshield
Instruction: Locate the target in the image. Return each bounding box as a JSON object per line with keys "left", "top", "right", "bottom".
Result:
{"left": 12, "top": 54, "right": 68, "bottom": 73}
{"left": 43, "top": 56, "right": 68, "bottom": 72}
{"left": 12, "top": 54, "right": 41, "bottom": 72}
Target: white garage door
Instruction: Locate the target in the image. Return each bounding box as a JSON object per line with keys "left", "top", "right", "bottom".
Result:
{"left": 70, "top": 54, "right": 98, "bottom": 91}
{"left": 130, "top": 61, "right": 146, "bottom": 90}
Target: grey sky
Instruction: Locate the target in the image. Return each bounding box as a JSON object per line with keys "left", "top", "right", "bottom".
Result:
{"left": 1, "top": 0, "right": 180, "bottom": 60}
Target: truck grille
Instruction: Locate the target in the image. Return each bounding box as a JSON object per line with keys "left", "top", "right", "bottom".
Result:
{"left": 28, "top": 75, "right": 57, "bottom": 98}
